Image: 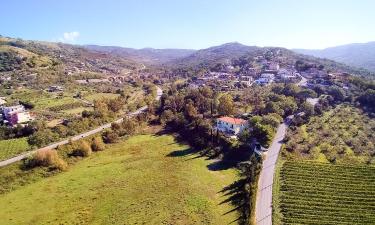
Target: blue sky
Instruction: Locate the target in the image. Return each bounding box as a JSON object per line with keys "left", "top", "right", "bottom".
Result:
{"left": 1, "top": 0, "right": 374, "bottom": 49}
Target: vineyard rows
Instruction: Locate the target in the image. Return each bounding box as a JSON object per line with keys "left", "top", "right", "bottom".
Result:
{"left": 279, "top": 161, "right": 375, "bottom": 224}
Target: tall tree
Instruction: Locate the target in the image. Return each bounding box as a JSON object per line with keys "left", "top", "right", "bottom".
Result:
{"left": 218, "top": 94, "right": 234, "bottom": 116}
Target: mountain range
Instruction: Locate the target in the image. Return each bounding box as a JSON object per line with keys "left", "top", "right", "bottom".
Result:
{"left": 1, "top": 34, "right": 374, "bottom": 79}
{"left": 85, "top": 45, "right": 195, "bottom": 64}
{"left": 294, "top": 42, "right": 375, "bottom": 72}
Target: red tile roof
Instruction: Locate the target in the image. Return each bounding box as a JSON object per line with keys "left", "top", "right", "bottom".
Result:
{"left": 217, "top": 116, "right": 247, "bottom": 125}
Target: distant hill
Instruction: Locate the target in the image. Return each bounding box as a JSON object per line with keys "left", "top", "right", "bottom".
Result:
{"left": 170, "top": 42, "right": 260, "bottom": 67}
{"left": 294, "top": 42, "right": 375, "bottom": 72}
{"left": 0, "top": 36, "right": 141, "bottom": 76}
{"left": 84, "top": 45, "right": 196, "bottom": 65}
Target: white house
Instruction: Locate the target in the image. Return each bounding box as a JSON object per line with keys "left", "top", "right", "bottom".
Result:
{"left": 3, "top": 105, "right": 25, "bottom": 120}
{"left": 8, "top": 111, "right": 34, "bottom": 125}
{"left": 255, "top": 73, "right": 275, "bottom": 85}
{"left": 278, "top": 69, "right": 297, "bottom": 80}
{"left": 216, "top": 116, "right": 248, "bottom": 136}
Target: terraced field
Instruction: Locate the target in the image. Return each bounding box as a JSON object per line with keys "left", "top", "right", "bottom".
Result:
{"left": 279, "top": 161, "right": 375, "bottom": 225}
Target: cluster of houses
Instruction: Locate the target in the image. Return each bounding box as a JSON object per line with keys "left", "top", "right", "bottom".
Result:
{"left": 190, "top": 61, "right": 300, "bottom": 90}
{"left": 0, "top": 104, "right": 34, "bottom": 126}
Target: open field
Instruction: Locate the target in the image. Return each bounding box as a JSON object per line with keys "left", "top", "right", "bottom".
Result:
{"left": 8, "top": 89, "right": 80, "bottom": 110}
{"left": 62, "top": 106, "right": 93, "bottom": 115}
{"left": 0, "top": 138, "right": 30, "bottom": 161}
{"left": 0, "top": 134, "right": 240, "bottom": 225}
{"left": 83, "top": 92, "right": 120, "bottom": 101}
{"left": 277, "top": 161, "right": 375, "bottom": 225}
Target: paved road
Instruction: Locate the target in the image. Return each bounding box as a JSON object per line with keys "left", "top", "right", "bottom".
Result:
{"left": 255, "top": 121, "right": 288, "bottom": 225}
{"left": 255, "top": 75, "right": 308, "bottom": 225}
{"left": 0, "top": 86, "right": 162, "bottom": 168}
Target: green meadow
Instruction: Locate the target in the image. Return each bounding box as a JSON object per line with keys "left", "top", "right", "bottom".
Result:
{"left": 0, "top": 135, "right": 239, "bottom": 225}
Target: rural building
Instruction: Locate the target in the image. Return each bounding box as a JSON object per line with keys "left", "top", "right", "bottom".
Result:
{"left": 237, "top": 76, "right": 254, "bottom": 86}
{"left": 255, "top": 73, "right": 275, "bottom": 85}
{"left": 1, "top": 105, "right": 34, "bottom": 125}
{"left": 3, "top": 105, "right": 26, "bottom": 119}
{"left": 216, "top": 116, "right": 248, "bottom": 136}
{"left": 8, "top": 111, "right": 34, "bottom": 125}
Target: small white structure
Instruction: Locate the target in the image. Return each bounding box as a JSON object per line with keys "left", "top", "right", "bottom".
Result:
{"left": 3, "top": 105, "right": 25, "bottom": 119}
{"left": 238, "top": 76, "right": 254, "bottom": 86}
{"left": 1, "top": 105, "right": 34, "bottom": 125}
{"left": 278, "top": 69, "right": 297, "bottom": 80}
{"left": 0, "top": 97, "right": 6, "bottom": 106}
{"left": 216, "top": 116, "right": 248, "bottom": 136}
{"left": 9, "top": 111, "right": 34, "bottom": 124}
{"left": 268, "top": 63, "right": 280, "bottom": 71}
{"left": 255, "top": 73, "right": 275, "bottom": 85}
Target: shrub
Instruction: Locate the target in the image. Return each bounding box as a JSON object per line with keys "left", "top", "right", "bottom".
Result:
{"left": 91, "top": 136, "right": 105, "bottom": 151}
{"left": 71, "top": 140, "right": 92, "bottom": 157}
{"left": 24, "top": 149, "right": 67, "bottom": 171}
{"left": 103, "top": 131, "right": 119, "bottom": 143}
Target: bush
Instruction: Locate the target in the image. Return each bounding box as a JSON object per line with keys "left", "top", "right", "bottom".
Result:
{"left": 24, "top": 149, "right": 67, "bottom": 171}
{"left": 91, "top": 136, "right": 105, "bottom": 151}
{"left": 102, "top": 131, "right": 119, "bottom": 143}
{"left": 71, "top": 140, "right": 92, "bottom": 157}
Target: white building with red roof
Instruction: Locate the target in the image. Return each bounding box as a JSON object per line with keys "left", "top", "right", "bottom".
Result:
{"left": 216, "top": 116, "right": 248, "bottom": 136}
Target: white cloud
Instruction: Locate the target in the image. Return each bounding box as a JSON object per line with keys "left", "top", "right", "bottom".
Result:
{"left": 59, "top": 31, "right": 80, "bottom": 43}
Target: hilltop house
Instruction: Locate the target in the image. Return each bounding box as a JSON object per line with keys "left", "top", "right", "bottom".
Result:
{"left": 216, "top": 116, "right": 248, "bottom": 136}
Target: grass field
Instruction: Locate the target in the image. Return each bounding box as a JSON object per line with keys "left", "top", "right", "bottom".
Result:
{"left": 277, "top": 161, "right": 375, "bottom": 225}
{"left": 84, "top": 93, "right": 120, "bottom": 102}
{"left": 8, "top": 89, "right": 80, "bottom": 110}
{"left": 0, "top": 135, "right": 240, "bottom": 225}
{"left": 62, "top": 106, "right": 93, "bottom": 115}
{"left": 0, "top": 138, "right": 30, "bottom": 160}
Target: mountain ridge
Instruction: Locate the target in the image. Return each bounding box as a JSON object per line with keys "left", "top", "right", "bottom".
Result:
{"left": 294, "top": 41, "right": 375, "bottom": 72}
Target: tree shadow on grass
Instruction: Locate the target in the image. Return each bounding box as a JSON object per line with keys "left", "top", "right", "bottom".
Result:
{"left": 219, "top": 179, "right": 250, "bottom": 225}
{"left": 206, "top": 160, "right": 235, "bottom": 171}
{"left": 166, "top": 148, "right": 196, "bottom": 157}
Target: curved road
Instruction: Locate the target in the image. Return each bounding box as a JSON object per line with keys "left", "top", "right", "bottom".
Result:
{"left": 255, "top": 75, "right": 308, "bottom": 225}
{"left": 0, "top": 87, "right": 162, "bottom": 168}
